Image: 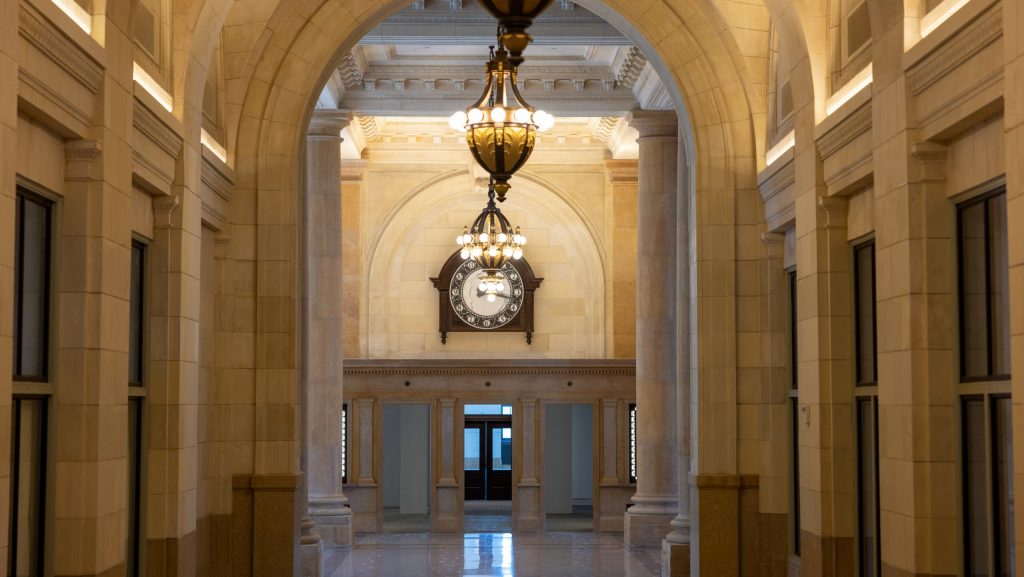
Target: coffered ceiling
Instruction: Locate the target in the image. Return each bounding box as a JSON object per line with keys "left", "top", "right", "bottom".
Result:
{"left": 320, "top": 0, "right": 672, "bottom": 159}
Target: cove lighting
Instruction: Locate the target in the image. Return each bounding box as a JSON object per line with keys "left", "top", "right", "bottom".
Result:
{"left": 201, "top": 129, "right": 228, "bottom": 164}
{"left": 766, "top": 130, "right": 795, "bottom": 167}
{"left": 133, "top": 62, "right": 174, "bottom": 113}
{"left": 825, "top": 64, "right": 872, "bottom": 116}
{"left": 920, "top": 0, "right": 971, "bottom": 38}
{"left": 52, "top": 0, "right": 92, "bottom": 34}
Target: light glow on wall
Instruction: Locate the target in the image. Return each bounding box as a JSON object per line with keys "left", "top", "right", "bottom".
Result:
{"left": 201, "top": 128, "right": 228, "bottom": 164}
{"left": 766, "top": 130, "right": 796, "bottom": 167}
{"left": 133, "top": 62, "right": 174, "bottom": 113}
{"left": 51, "top": 0, "right": 92, "bottom": 34}
{"left": 920, "top": 0, "right": 972, "bottom": 38}
{"left": 825, "top": 64, "right": 873, "bottom": 116}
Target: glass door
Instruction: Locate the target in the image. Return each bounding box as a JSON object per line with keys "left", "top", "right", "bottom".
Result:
{"left": 464, "top": 419, "right": 513, "bottom": 501}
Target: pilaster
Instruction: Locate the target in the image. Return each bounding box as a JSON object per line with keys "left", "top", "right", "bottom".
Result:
{"left": 433, "top": 399, "right": 463, "bottom": 532}
{"left": 514, "top": 398, "right": 544, "bottom": 532}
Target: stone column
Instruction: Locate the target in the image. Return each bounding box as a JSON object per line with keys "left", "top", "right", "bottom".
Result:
{"left": 663, "top": 127, "right": 691, "bottom": 576}
{"left": 304, "top": 109, "right": 354, "bottom": 548}
{"left": 515, "top": 398, "right": 543, "bottom": 531}
{"left": 433, "top": 399, "right": 463, "bottom": 531}
{"left": 624, "top": 110, "right": 679, "bottom": 548}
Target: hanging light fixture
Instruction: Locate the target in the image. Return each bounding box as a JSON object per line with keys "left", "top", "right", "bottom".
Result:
{"left": 457, "top": 179, "right": 527, "bottom": 302}
{"left": 449, "top": 43, "right": 555, "bottom": 202}
{"left": 477, "top": 0, "right": 555, "bottom": 66}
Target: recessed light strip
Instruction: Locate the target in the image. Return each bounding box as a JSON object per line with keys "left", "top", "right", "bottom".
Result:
{"left": 133, "top": 62, "right": 174, "bottom": 114}
{"left": 825, "top": 64, "right": 872, "bottom": 117}
{"left": 920, "top": 0, "right": 971, "bottom": 38}
{"left": 201, "top": 128, "right": 228, "bottom": 164}
{"left": 766, "top": 130, "right": 795, "bottom": 167}
{"left": 51, "top": 0, "right": 92, "bottom": 34}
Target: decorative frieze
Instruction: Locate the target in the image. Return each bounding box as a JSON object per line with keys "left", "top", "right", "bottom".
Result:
{"left": 907, "top": 5, "right": 1002, "bottom": 95}
{"left": 19, "top": 3, "right": 103, "bottom": 94}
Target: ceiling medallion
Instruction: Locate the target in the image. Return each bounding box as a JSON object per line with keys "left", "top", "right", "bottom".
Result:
{"left": 449, "top": 42, "right": 554, "bottom": 202}
{"left": 456, "top": 180, "right": 527, "bottom": 302}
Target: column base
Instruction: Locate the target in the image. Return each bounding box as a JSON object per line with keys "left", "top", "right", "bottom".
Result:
{"left": 300, "top": 516, "right": 322, "bottom": 577}
{"left": 310, "top": 497, "right": 354, "bottom": 548}
{"left": 624, "top": 506, "right": 675, "bottom": 548}
{"left": 662, "top": 540, "right": 691, "bottom": 577}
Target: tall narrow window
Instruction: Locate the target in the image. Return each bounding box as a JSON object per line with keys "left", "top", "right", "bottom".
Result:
{"left": 854, "top": 241, "right": 876, "bottom": 385}
{"left": 130, "top": 241, "right": 146, "bottom": 386}
{"left": 13, "top": 190, "right": 52, "bottom": 380}
{"left": 341, "top": 403, "right": 348, "bottom": 484}
{"left": 958, "top": 192, "right": 1010, "bottom": 380}
{"left": 790, "top": 397, "right": 801, "bottom": 557}
{"left": 992, "top": 397, "right": 1014, "bottom": 576}
{"left": 963, "top": 398, "right": 989, "bottom": 577}
{"left": 629, "top": 403, "right": 637, "bottom": 484}
{"left": 856, "top": 398, "right": 879, "bottom": 577}
{"left": 9, "top": 397, "right": 47, "bottom": 577}
{"left": 789, "top": 269, "right": 798, "bottom": 390}
{"left": 127, "top": 398, "right": 144, "bottom": 577}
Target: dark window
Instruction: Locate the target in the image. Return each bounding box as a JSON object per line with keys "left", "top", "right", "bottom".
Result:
{"left": 127, "top": 398, "right": 144, "bottom": 577}
{"left": 129, "top": 242, "right": 146, "bottom": 386}
{"left": 992, "top": 397, "right": 1014, "bottom": 577}
{"left": 13, "top": 191, "right": 52, "bottom": 381}
{"left": 854, "top": 242, "right": 877, "bottom": 385}
{"left": 341, "top": 403, "right": 348, "bottom": 484}
{"left": 629, "top": 403, "right": 637, "bottom": 484}
{"left": 957, "top": 192, "right": 1010, "bottom": 380}
{"left": 791, "top": 397, "right": 801, "bottom": 556}
{"left": 856, "top": 398, "right": 880, "bottom": 577}
{"left": 963, "top": 398, "right": 989, "bottom": 577}
{"left": 789, "top": 269, "right": 798, "bottom": 390}
{"left": 9, "top": 397, "right": 47, "bottom": 577}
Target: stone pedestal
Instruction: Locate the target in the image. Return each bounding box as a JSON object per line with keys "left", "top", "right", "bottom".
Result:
{"left": 662, "top": 540, "right": 691, "bottom": 577}
{"left": 624, "top": 109, "right": 679, "bottom": 548}
{"left": 304, "top": 109, "right": 354, "bottom": 547}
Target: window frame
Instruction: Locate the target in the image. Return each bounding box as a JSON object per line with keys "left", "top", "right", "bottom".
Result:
{"left": 852, "top": 240, "right": 877, "bottom": 386}
{"left": 956, "top": 189, "right": 1011, "bottom": 382}
{"left": 8, "top": 395, "right": 50, "bottom": 577}
{"left": 628, "top": 402, "right": 637, "bottom": 485}
{"left": 13, "top": 187, "right": 54, "bottom": 383}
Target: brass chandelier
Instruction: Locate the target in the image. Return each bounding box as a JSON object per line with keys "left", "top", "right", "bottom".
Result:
{"left": 449, "top": 43, "right": 554, "bottom": 202}
{"left": 457, "top": 180, "right": 527, "bottom": 302}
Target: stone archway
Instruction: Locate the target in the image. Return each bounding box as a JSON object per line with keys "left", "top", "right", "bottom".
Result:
{"left": 223, "top": 1, "right": 771, "bottom": 575}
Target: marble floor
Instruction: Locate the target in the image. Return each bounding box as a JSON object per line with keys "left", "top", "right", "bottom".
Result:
{"left": 323, "top": 532, "right": 662, "bottom": 577}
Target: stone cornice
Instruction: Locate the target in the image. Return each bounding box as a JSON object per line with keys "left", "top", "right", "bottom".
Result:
{"left": 604, "top": 159, "right": 638, "bottom": 183}
{"left": 907, "top": 4, "right": 1002, "bottom": 96}
{"left": 19, "top": 3, "right": 103, "bottom": 94}
{"left": 757, "top": 154, "right": 795, "bottom": 204}
{"left": 133, "top": 98, "right": 183, "bottom": 159}
{"left": 343, "top": 359, "right": 636, "bottom": 377}
{"left": 201, "top": 151, "right": 235, "bottom": 201}
{"left": 816, "top": 101, "right": 871, "bottom": 160}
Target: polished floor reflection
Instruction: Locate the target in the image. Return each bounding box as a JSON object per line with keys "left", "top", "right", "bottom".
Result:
{"left": 324, "top": 532, "right": 661, "bottom": 577}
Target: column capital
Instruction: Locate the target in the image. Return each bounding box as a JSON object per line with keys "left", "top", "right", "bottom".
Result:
{"left": 626, "top": 109, "right": 677, "bottom": 139}
{"left": 308, "top": 109, "right": 352, "bottom": 139}
{"left": 340, "top": 159, "right": 369, "bottom": 182}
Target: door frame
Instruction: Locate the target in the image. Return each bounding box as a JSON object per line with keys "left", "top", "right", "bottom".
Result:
{"left": 540, "top": 399, "right": 600, "bottom": 532}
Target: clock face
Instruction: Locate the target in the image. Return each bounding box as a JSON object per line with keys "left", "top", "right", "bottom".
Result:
{"left": 449, "top": 260, "right": 526, "bottom": 329}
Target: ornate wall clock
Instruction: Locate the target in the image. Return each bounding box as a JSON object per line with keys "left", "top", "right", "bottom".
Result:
{"left": 430, "top": 251, "right": 543, "bottom": 344}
